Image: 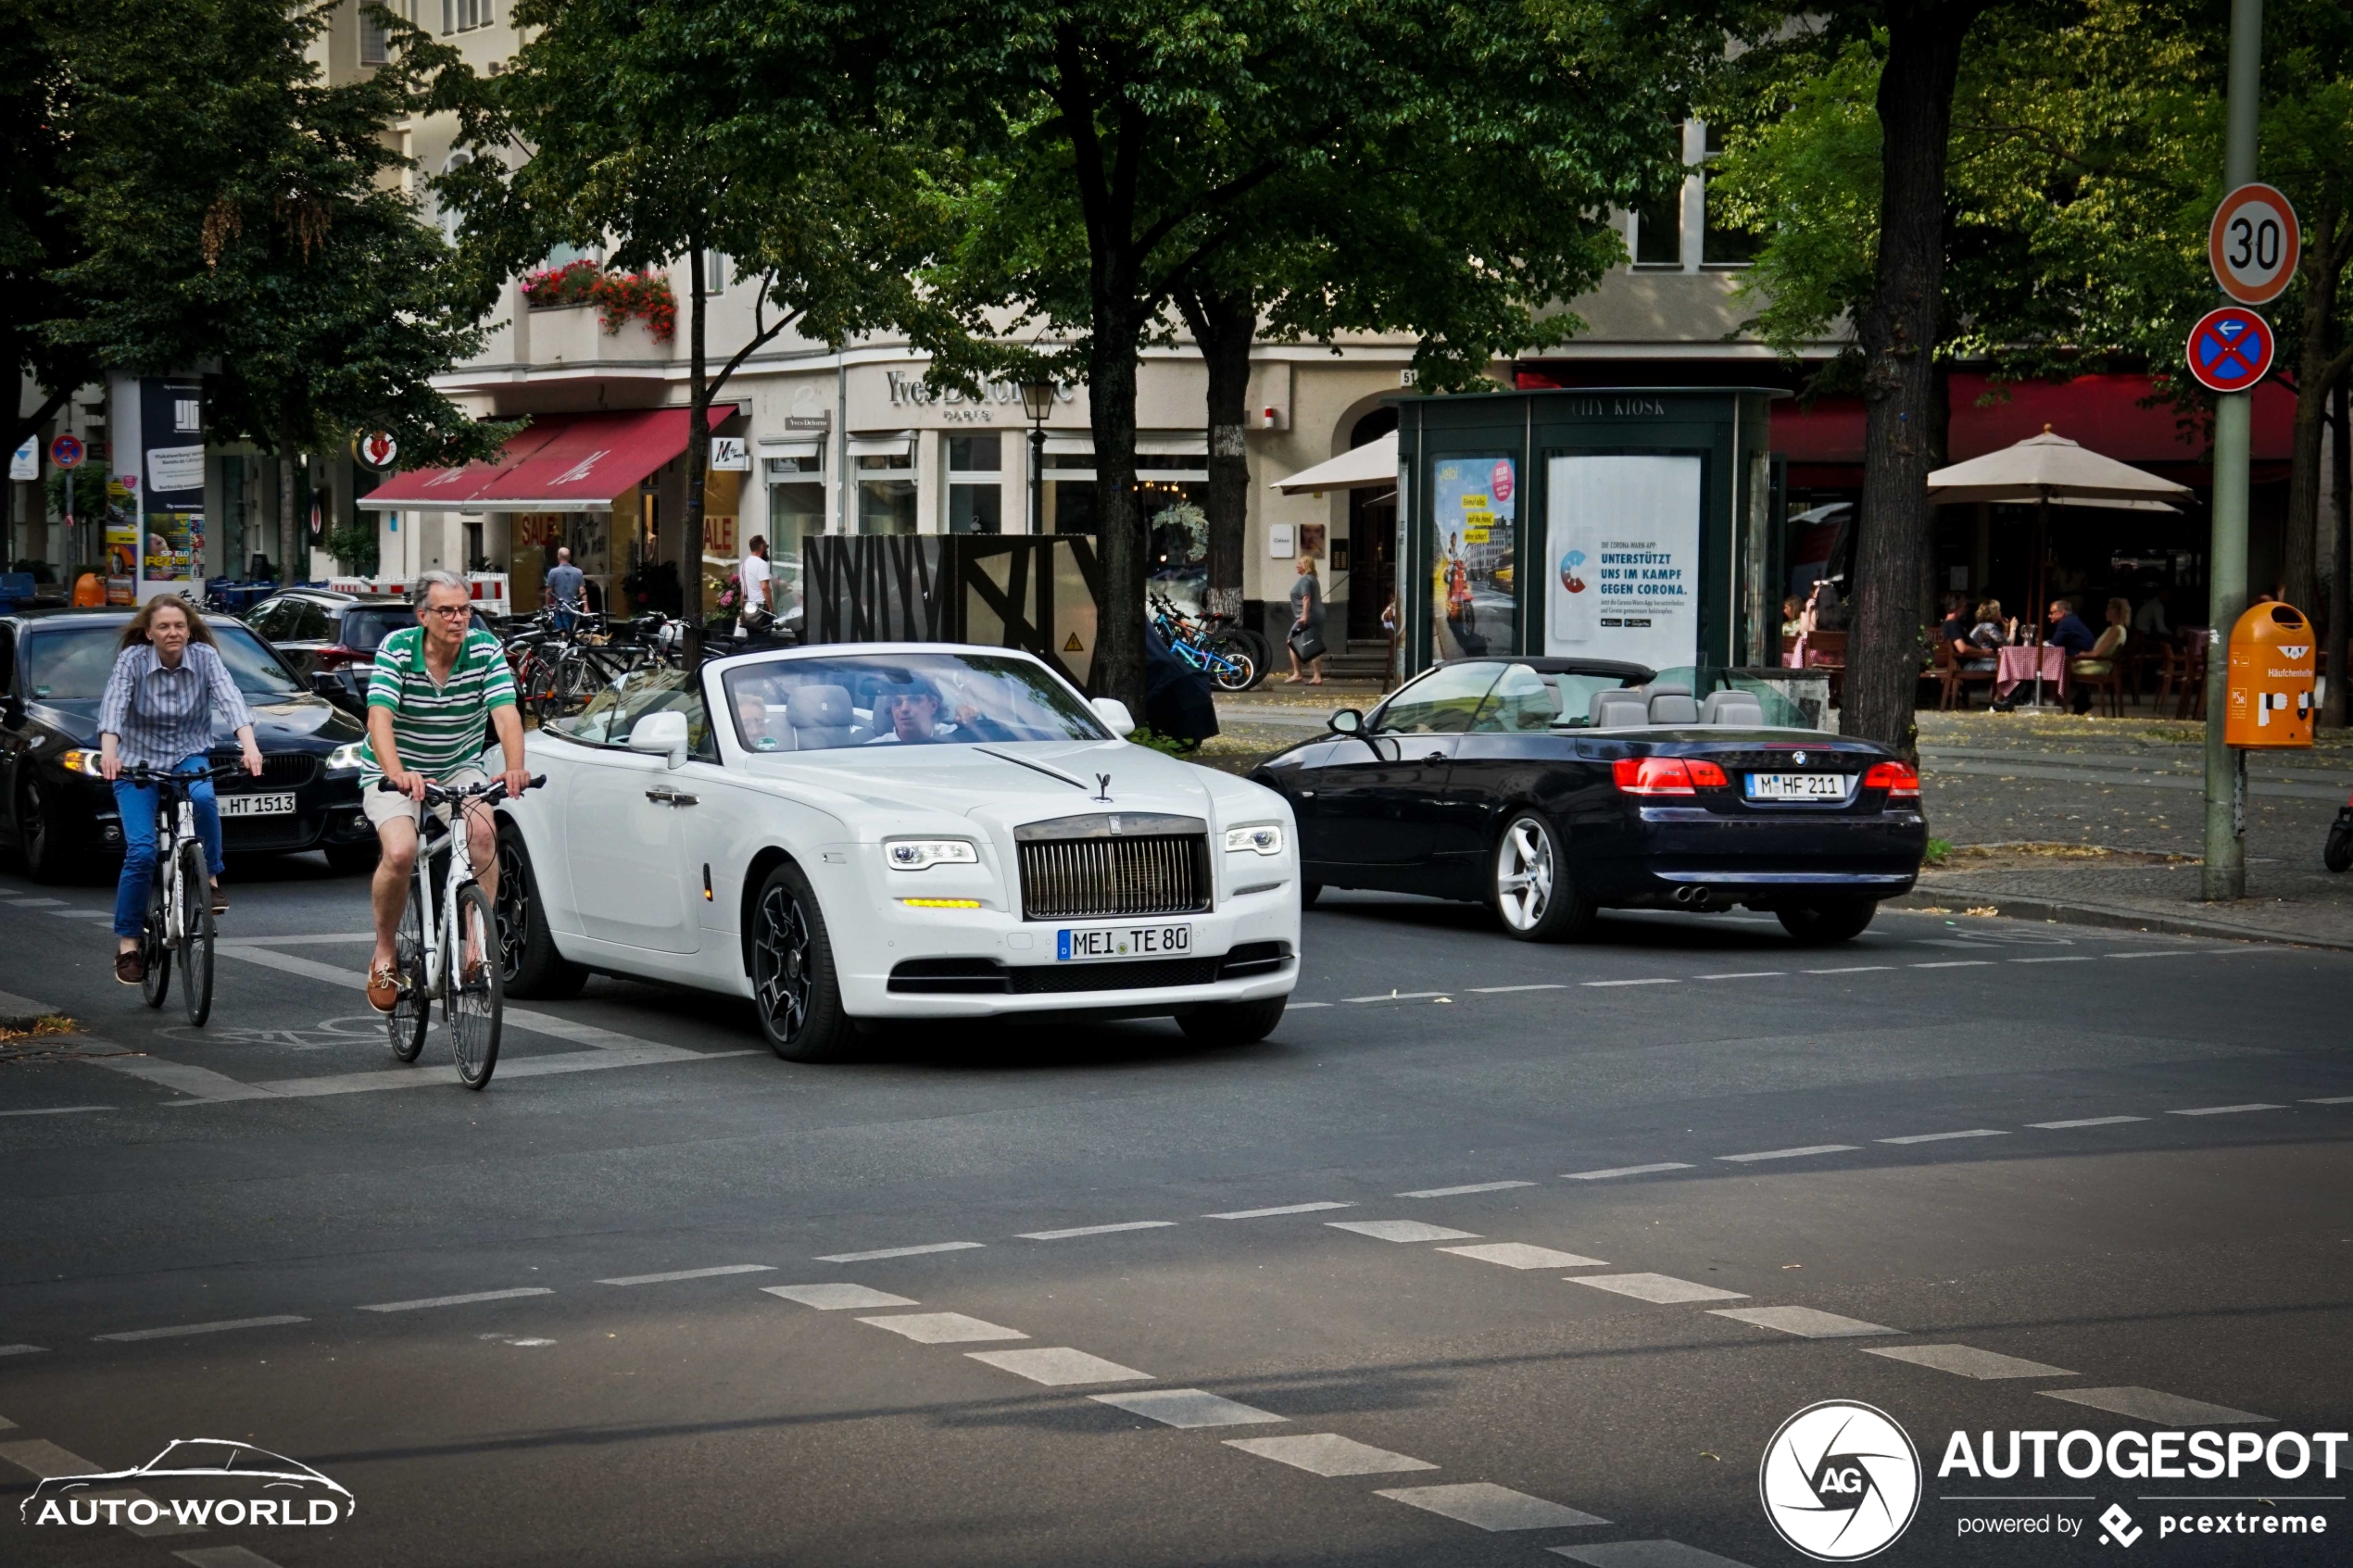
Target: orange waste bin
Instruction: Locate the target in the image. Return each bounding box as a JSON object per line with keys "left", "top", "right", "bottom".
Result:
{"left": 2224, "top": 601, "right": 2317, "bottom": 748}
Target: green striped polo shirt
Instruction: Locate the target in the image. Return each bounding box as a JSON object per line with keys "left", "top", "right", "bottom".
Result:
{"left": 360, "top": 624, "right": 516, "bottom": 783}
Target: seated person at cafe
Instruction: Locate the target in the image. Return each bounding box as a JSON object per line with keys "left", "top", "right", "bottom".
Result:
{"left": 1969, "top": 599, "right": 2009, "bottom": 657}
{"left": 1937, "top": 595, "right": 1991, "bottom": 671}
{"left": 2045, "top": 597, "right": 2097, "bottom": 655}
{"left": 1780, "top": 596, "right": 1806, "bottom": 638}
{"left": 2133, "top": 584, "right": 2171, "bottom": 636}
{"left": 2067, "top": 596, "right": 2132, "bottom": 714}
{"left": 1801, "top": 578, "right": 1849, "bottom": 633}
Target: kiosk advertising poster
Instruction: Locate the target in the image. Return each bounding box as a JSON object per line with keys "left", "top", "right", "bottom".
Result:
{"left": 140, "top": 377, "right": 206, "bottom": 591}
{"left": 1545, "top": 454, "right": 1702, "bottom": 671}
{"left": 104, "top": 476, "right": 139, "bottom": 604}
{"left": 1430, "top": 455, "right": 1516, "bottom": 659}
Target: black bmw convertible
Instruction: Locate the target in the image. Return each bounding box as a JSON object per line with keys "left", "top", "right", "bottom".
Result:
{"left": 1250, "top": 657, "right": 1927, "bottom": 944}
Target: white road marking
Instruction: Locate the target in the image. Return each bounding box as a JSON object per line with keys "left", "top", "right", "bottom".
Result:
{"left": 1289, "top": 1002, "right": 1335, "bottom": 1009}
{"left": 966, "top": 1347, "right": 1151, "bottom": 1386}
{"left": 1802, "top": 966, "right": 1894, "bottom": 975}
{"left": 1571, "top": 1273, "right": 1748, "bottom": 1305}
{"left": 7, "top": 898, "right": 65, "bottom": 908}
{"left": 2010, "top": 956, "right": 2097, "bottom": 964}
{"left": 1205, "top": 1201, "right": 1353, "bottom": 1219}
{"left": 1225, "top": 1433, "right": 1439, "bottom": 1477}
{"left": 1090, "top": 1388, "right": 1286, "bottom": 1428}
{"left": 855, "top": 1312, "right": 1026, "bottom": 1344}
{"left": 0, "top": 1105, "right": 114, "bottom": 1117}
{"left": 0, "top": 1345, "right": 47, "bottom": 1356}
{"left": 1551, "top": 1539, "right": 1757, "bottom": 1567}
{"left": 2105, "top": 950, "right": 2179, "bottom": 960}
{"left": 1865, "top": 1344, "right": 2076, "bottom": 1380}
{"left": 2027, "top": 1115, "right": 2147, "bottom": 1129}
{"left": 2305, "top": 1096, "right": 2353, "bottom": 1105}
{"left": 597, "top": 1265, "right": 774, "bottom": 1286}
{"left": 1563, "top": 1163, "right": 1692, "bottom": 1181}
{"left": 0, "top": 1436, "right": 102, "bottom": 1476}
{"left": 815, "top": 1242, "right": 985, "bottom": 1262}
{"left": 43, "top": 908, "right": 109, "bottom": 919}
{"left": 219, "top": 933, "right": 375, "bottom": 946}
{"left": 2042, "top": 1386, "right": 2271, "bottom": 1424}
{"left": 1345, "top": 991, "right": 1450, "bottom": 1003}
{"left": 1909, "top": 960, "right": 1994, "bottom": 970}
{"left": 1718, "top": 1145, "right": 1858, "bottom": 1163}
{"left": 92, "top": 1054, "right": 281, "bottom": 1104}
{"left": 357, "top": 1288, "right": 554, "bottom": 1312}
{"left": 1377, "top": 1482, "right": 1608, "bottom": 1531}
{"left": 1878, "top": 1129, "right": 2009, "bottom": 1145}
{"left": 2168, "top": 1103, "right": 2286, "bottom": 1116}
{"left": 1441, "top": 1242, "right": 1608, "bottom": 1270}
{"left": 1583, "top": 978, "right": 1677, "bottom": 988}
{"left": 1709, "top": 1306, "right": 1896, "bottom": 1338}
{"left": 175, "top": 1549, "right": 289, "bottom": 1568}
{"left": 1470, "top": 984, "right": 1567, "bottom": 994}
{"left": 233, "top": 1049, "right": 759, "bottom": 1098}
{"left": 93, "top": 1315, "right": 308, "bottom": 1343}
{"left": 1327, "top": 1219, "right": 1481, "bottom": 1243}
{"left": 1397, "top": 1181, "right": 1535, "bottom": 1198}
{"left": 1696, "top": 972, "right": 1785, "bottom": 980}
{"left": 762, "top": 1284, "right": 918, "bottom": 1311}
{"left": 1017, "top": 1221, "right": 1176, "bottom": 1240}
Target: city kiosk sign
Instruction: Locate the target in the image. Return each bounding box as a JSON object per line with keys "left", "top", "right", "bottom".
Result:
{"left": 1391, "top": 387, "right": 1783, "bottom": 681}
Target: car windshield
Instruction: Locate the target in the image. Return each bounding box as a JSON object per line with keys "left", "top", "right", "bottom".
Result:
{"left": 341, "top": 606, "right": 415, "bottom": 654}
{"left": 721, "top": 652, "right": 1108, "bottom": 752}
{"left": 22, "top": 621, "right": 303, "bottom": 700}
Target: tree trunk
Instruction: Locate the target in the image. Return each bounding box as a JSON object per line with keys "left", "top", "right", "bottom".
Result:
{"left": 2328, "top": 375, "right": 2350, "bottom": 727}
{"left": 1175, "top": 286, "right": 1254, "bottom": 623}
{"left": 685, "top": 245, "right": 710, "bottom": 622}
{"left": 278, "top": 449, "right": 298, "bottom": 581}
{"left": 2283, "top": 206, "right": 2342, "bottom": 615}
{"left": 1089, "top": 295, "right": 1147, "bottom": 713}
{"left": 1845, "top": 0, "right": 1982, "bottom": 759}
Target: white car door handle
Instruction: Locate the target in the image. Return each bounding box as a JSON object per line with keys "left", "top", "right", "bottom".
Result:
{"left": 645, "top": 786, "right": 698, "bottom": 807}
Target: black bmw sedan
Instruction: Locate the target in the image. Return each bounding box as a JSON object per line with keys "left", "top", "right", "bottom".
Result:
{"left": 1251, "top": 657, "right": 1928, "bottom": 944}
{"left": 0, "top": 608, "right": 379, "bottom": 882}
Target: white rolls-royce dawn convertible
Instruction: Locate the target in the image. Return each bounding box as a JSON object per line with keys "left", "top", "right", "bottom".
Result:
{"left": 492, "top": 644, "right": 1302, "bottom": 1060}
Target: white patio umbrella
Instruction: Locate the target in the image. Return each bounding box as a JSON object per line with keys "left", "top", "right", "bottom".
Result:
{"left": 1927, "top": 428, "right": 2192, "bottom": 708}
{"left": 1275, "top": 431, "right": 1398, "bottom": 494}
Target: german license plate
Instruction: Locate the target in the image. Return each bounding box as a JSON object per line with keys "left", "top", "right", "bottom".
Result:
{"left": 1057, "top": 923, "right": 1191, "bottom": 961}
{"left": 1744, "top": 772, "right": 1851, "bottom": 801}
{"left": 218, "top": 792, "right": 296, "bottom": 818}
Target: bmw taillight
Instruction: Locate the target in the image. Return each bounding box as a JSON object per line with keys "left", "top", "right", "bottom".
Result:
{"left": 1613, "top": 757, "right": 1728, "bottom": 796}
{"left": 1865, "top": 760, "right": 1921, "bottom": 799}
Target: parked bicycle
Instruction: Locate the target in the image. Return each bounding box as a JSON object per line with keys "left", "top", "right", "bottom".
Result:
{"left": 504, "top": 609, "right": 678, "bottom": 722}
{"left": 120, "top": 762, "right": 245, "bottom": 1026}
{"left": 381, "top": 773, "right": 543, "bottom": 1089}
{"left": 1150, "top": 595, "right": 1265, "bottom": 692}
{"left": 2327, "top": 789, "right": 2351, "bottom": 873}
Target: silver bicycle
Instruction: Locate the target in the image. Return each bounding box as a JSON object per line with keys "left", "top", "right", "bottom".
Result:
{"left": 121, "top": 762, "right": 243, "bottom": 1027}
{"left": 379, "top": 774, "right": 540, "bottom": 1089}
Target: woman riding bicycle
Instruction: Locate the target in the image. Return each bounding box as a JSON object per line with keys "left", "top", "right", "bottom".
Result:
{"left": 96, "top": 595, "right": 264, "bottom": 985}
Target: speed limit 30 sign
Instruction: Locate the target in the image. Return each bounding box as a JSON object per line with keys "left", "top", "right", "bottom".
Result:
{"left": 2209, "top": 183, "right": 2300, "bottom": 305}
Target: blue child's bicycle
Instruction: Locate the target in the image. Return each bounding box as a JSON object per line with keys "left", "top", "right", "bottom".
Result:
{"left": 1151, "top": 596, "right": 1265, "bottom": 691}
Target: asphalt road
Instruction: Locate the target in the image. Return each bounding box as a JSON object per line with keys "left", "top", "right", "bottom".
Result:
{"left": 2, "top": 851, "right": 2348, "bottom": 1568}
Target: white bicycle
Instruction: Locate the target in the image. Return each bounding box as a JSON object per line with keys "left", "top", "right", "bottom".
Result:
{"left": 121, "top": 762, "right": 244, "bottom": 1027}
{"left": 379, "top": 774, "right": 541, "bottom": 1089}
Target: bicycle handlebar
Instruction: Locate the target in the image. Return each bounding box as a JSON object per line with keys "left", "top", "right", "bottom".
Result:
{"left": 374, "top": 774, "right": 547, "bottom": 807}
{"left": 116, "top": 762, "right": 258, "bottom": 787}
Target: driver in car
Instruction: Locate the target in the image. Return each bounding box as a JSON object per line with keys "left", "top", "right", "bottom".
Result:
{"left": 868, "top": 678, "right": 948, "bottom": 744}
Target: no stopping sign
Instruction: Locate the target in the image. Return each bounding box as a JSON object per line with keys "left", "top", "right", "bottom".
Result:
{"left": 2186, "top": 307, "right": 2275, "bottom": 395}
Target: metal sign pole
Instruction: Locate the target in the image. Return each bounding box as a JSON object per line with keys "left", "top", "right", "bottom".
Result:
{"left": 2203, "top": 0, "right": 2261, "bottom": 901}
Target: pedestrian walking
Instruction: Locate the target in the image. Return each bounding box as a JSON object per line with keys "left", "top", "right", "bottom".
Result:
{"left": 543, "top": 546, "right": 585, "bottom": 631}
{"left": 1285, "top": 555, "right": 1327, "bottom": 684}
{"left": 96, "top": 596, "right": 264, "bottom": 984}
{"left": 739, "top": 535, "right": 774, "bottom": 631}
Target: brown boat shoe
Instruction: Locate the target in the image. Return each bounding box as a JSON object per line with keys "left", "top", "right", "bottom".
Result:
{"left": 367, "top": 960, "right": 401, "bottom": 1012}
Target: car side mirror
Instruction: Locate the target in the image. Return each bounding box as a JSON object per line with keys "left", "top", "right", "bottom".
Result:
{"left": 626, "top": 709, "right": 690, "bottom": 769}
{"left": 1328, "top": 708, "right": 1364, "bottom": 734}
{"left": 1091, "top": 696, "right": 1136, "bottom": 737}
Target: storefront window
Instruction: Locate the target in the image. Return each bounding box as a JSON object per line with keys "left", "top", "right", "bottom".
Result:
{"left": 856, "top": 451, "right": 917, "bottom": 534}
{"left": 1429, "top": 454, "right": 1518, "bottom": 660}
{"left": 763, "top": 454, "right": 822, "bottom": 626}
{"left": 1043, "top": 448, "right": 1096, "bottom": 535}
{"left": 946, "top": 435, "right": 1002, "bottom": 534}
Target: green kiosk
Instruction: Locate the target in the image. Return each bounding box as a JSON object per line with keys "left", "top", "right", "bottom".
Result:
{"left": 1393, "top": 387, "right": 1786, "bottom": 684}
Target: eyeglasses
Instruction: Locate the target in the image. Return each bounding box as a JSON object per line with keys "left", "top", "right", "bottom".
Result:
{"left": 422, "top": 604, "right": 472, "bottom": 620}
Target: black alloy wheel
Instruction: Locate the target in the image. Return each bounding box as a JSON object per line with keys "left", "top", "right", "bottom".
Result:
{"left": 2326, "top": 809, "right": 2353, "bottom": 873}
{"left": 18, "top": 778, "right": 69, "bottom": 884}
{"left": 1776, "top": 896, "right": 1879, "bottom": 945}
{"left": 750, "top": 862, "right": 852, "bottom": 1062}
{"left": 496, "top": 826, "right": 586, "bottom": 998}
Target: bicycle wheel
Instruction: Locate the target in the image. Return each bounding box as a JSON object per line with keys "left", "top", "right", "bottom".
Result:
{"left": 388, "top": 882, "right": 430, "bottom": 1062}
{"left": 446, "top": 882, "right": 502, "bottom": 1089}
{"left": 1204, "top": 635, "right": 1259, "bottom": 692}
{"left": 556, "top": 652, "right": 599, "bottom": 713}
{"left": 140, "top": 868, "right": 171, "bottom": 1010}
{"left": 177, "top": 839, "right": 215, "bottom": 1027}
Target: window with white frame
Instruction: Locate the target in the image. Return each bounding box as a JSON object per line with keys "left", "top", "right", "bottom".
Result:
{"left": 1699, "top": 122, "right": 1759, "bottom": 267}
{"left": 443, "top": 0, "right": 492, "bottom": 34}
{"left": 945, "top": 435, "right": 1001, "bottom": 534}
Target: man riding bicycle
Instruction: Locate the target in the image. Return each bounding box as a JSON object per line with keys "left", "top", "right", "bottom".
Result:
{"left": 361, "top": 571, "right": 530, "bottom": 1012}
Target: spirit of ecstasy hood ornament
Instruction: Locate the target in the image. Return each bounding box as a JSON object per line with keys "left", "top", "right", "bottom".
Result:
{"left": 1094, "top": 772, "right": 1114, "bottom": 802}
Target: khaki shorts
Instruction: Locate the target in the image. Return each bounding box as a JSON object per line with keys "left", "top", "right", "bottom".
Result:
{"left": 363, "top": 767, "right": 491, "bottom": 833}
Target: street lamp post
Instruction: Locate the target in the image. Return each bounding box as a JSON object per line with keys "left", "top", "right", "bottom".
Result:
{"left": 1020, "top": 381, "right": 1056, "bottom": 536}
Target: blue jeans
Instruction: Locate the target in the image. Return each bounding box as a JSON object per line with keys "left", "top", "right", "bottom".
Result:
{"left": 111, "top": 756, "right": 222, "bottom": 938}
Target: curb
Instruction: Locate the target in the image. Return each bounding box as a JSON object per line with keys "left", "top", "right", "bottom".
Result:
{"left": 1889, "top": 890, "right": 2353, "bottom": 952}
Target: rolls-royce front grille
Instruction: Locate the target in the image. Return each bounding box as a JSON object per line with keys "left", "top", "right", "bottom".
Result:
{"left": 1016, "top": 834, "right": 1211, "bottom": 921}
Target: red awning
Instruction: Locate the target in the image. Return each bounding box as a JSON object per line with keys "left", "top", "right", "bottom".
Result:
{"left": 359, "top": 407, "right": 734, "bottom": 511}
{"left": 1768, "top": 372, "right": 2294, "bottom": 469}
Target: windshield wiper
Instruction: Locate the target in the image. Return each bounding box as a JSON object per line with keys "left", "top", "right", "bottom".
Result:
{"left": 975, "top": 746, "right": 1088, "bottom": 791}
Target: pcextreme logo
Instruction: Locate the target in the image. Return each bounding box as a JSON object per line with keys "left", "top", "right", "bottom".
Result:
{"left": 1760, "top": 1400, "right": 1922, "bottom": 1562}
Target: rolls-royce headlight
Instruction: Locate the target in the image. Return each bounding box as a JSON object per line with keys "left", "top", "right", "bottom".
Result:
{"left": 325, "top": 741, "right": 368, "bottom": 775}
{"left": 884, "top": 838, "right": 979, "bottom": 870}
{"left": 1223, "top": 822, "right": 1285, "bottom": 856}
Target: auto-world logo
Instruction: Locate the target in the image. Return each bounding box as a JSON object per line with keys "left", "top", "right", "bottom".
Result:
{"left": 2099, "top": 1503, "right": 2143, "bottom": 1547}
{"left": 1760, "top": 1400, "right": 1921, "bottom": 1562}
{"left": 21, "top": 1439, "right": 355, "bottom": 1530}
